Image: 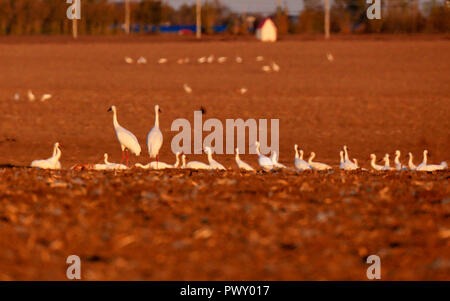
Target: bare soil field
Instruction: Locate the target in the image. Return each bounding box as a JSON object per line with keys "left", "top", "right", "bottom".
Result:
{"left": 0, "top": 36, "right": 449, "bottom": 280}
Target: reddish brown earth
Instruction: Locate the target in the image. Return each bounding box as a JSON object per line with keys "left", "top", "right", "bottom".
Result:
{"left": 0, "top": 36, "right": 449, "bottom": 280}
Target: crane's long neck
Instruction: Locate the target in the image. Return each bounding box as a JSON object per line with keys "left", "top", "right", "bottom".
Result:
{"left": 384, "top": 156, "right": 390, "bottom": 167}
{"left": 182, "top": 156, "right": 186, "bottom": 168}
{"left": 256, "top": 143, "right": 261, "bottom": 156}
{"left": 155, "top": 108, "right": 160, "bottom": 128}
{"left": 395, "top": 153, "right": 400, "bottom": 164}
{"left": 174, "top": 153, "right": 180, "bottom": 167}
{"left": 207, "top": 151, "right": 213, "bottom": 163}
{"left": 294, "top": 146, "right": 299, "bottom": 159}
{"left": 308, "top": 153, "right": 315, "bottom": 163}
{"left": 52, "top": 144, "right": 58, "bottom": 157}
{"left": 408, "top": 154, "right": 415, "bottom": 169}
{"left": 300, "top": 150, "right": 304, "bottom": 160}
{"left": 422, "top": 152, "right": 427, "bottom": 165}
{"left": 271, "top": 151, "right": 277, "bottom": 163}
{"left": 344, "top": 147, "right": 349, "bottom": 161}
{"left": 235, "top": 151, "right": 240, "bottom": 161}
{"left": 113, "top": 109, "right": 119, "bottom": 128}
{"left": 104, "top": 154, "right": 110, "bottom": 164}
{"left": 371, "top": 156, "right": 377, "bottom": 168}
{"left": 340, "top": 152, "right": 344, "bottom": 163}
{"left": 55, "top": 146, "right": 61, "bottom": 160}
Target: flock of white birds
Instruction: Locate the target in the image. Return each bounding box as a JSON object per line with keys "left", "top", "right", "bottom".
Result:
{"left": 30, "top": 103, "right": 448, "bottom": 172}
{"left": 13, "top": 90, "right": 52, "bottom": 102}
{"left": 26, "top": 52, "right": 447, "bottom": 172}
{"left": 124, "top": 54, "right": 286, "bottom": 95}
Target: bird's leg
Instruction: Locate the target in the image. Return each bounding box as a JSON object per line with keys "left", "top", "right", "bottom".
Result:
{"left": 126, "top": 149, "right": 129, "bottom": 166}
{"left": 121, "top": 150, "right": 125, "bottom": 165}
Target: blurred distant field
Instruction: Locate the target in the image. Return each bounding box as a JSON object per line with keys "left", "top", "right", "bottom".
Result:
{"left": 0, "top": 36, "right": 449, "bottom": 281}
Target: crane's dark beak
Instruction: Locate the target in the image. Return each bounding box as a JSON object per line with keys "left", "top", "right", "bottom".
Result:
{"left": 158, "top": 108, "right": 162, "bottom": 113}
{"left": 107, "top": 107, "right": 112, "bottom": 112}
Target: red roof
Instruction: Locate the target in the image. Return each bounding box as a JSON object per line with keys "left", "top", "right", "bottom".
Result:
{"left": 257, "top": 18, "right": 274, "bottom": 29}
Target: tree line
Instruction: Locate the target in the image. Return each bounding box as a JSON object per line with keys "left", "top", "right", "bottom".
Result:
{"left": 0, "top": 0, "right": 448, "bottom": 36}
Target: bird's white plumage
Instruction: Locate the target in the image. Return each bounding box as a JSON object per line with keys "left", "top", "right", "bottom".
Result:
{"left": 294, "top": 145, "right": 312, "bottom": 171}
{"left": 31, "top": 142, "right": 61, "bottom": 169}
{"left": 109, "top": 105, "right": 141, "bottom": 156}
{"left": 182, "top": 154, "right": 210, "bottom": 170}
{"left": 308, "top": 152, "right": 332, "bottom": 170}
{"left": 235, "top": 148, "right": 254, "bottom": 171}
{"left": 205, "top": 146, "right": 226, "bottom": 170}
{"left": 255, "top": 141, "right": 273, "bottom": 171}
{"left": 271, "top": 151, "right": 287, "bottom": 169}
{"left": 408, "top": 152, "right": 417, "bottom": 170}
{"left": 370, "top": 154, "right": 385, "bottom": 171}
{"left": 147, "top": 104, "right": 163, "bottom": 159}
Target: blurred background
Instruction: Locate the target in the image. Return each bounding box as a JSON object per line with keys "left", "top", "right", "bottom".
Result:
{"left": 0, "top": 0, "right": 448, "bottom": 36}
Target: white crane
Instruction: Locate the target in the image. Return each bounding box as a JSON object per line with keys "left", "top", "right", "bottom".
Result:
{"left": 235, "top": 148, "right": 254, "bottom": 171}
{"left": 108, "top": 105, "right": 141, "bottom": 166}
{"left": 271, "top": 151, "right": 287, "bottom": 169}
{"left": 40, "top": 94, "right": 52, "bottom": 102}
{"left": 147, "top": 104, "right": 163, "bottom": 167}
{"left": 31, "top": 142, "right": 62, "bottom": 169}
{"left": 308, "top": 152, "right": 332, "bottom": 170}
{"left": 183, "top": 84, "right": 192, "bottom": 94}
{"left": 408, "top": 152, "right": 417, "bottom": 170}
{"left": 27, "top": 90, "right": 35, "bottom": 102}
{"left": 205, "top": 146, "right": 226, "bottom": 170}
{"left": 394, "top": 150, "right": 407, "bottom": 170}
{"left": 255, "top": 141, "right": 273, "bottom": 171}
{"left": 182, "top": 154, "right": 210, "bottom": 170}
{"left": 294, "top": 145, "right": 312, "bottom": 171}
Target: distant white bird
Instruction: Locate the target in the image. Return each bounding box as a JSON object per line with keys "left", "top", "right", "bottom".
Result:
{"left": 294, "top": 145, "right": 312, "bottom": 171}
{"left": 416, "top": 150, "right": 428, "bottom": 170}
{"left": 177, "top": 58, "right": 184, "bottom": 64}
{"left": 95, "top": 153, "right": 127, "bottom": 170}
{"left": 239, "top": 87, "right": 248, "bottom": 95}
{"left": 207, "top": 55, "right": 214, "bottom": 63}
{"left": 31, "top": 142, "right": 61, "bottom": 170}
{"left": 40, "top": 94, "right": 52, "bottom": 102}
{"left": 124, "top": 56, "right": 134, "bottom": 64}
{"left": 135, "top": 151, "right": 180, "bottom": 170}
{"left": 198, "top": 56, "right": 207, "bottom": 64}
{"left": 182, "top": 154, "right": 210, "bottom": 170}
{"left": 342, "top": 145, "right": 358, "bottom": 170}
{"left": 382, "top": 154, "right": 394, "bottom": 170}
{"left": 370, "top": 154, "right": 385, "bottom": 171}
{"left": 271, "top": 151, "right": 287, "bottom": 169}
{"left": 235, "top": 56, "right": 243, "bottom": 63}
{"left": 183, "top": 83, "right": 192, "bottom": 94}
{"left": 256, "top": 56, "right": 264, "bottom": 62}
{"left": 13, "top": 93, "right": 20, "bottom": 101}
{"left": 408, "top": 152, "right": 417, "bottom": 170}
{"left": 271, "top": 62, "right": 280, "bottom": 72}
{"left": 416, "top": 150, "right": 448, "bottom": 171}
{"left": 108, "top": 105, "right": 141, "bottom": 166}
{"left": 205, "top": 146, "right": 226, "bottom": 170}
{"left": 235, "top": 148, "right": 254, "bottom": 171}
{"left": 158, "top": 58, "right": 168, "bottom": 64}
{"left": 27, "top": 90, "right": 35, "bottom": 102}
{"left": 394, "top": 150, "right": 407, "bottom": 170}
{"left": 137, "top": 56, "right": 147, "bottom": 64}
{"left": 339, "top": 150, "right": 358, "bottom": 170}
{"left": 147, "top": 104, "right": 163, "bottom": 167}
{"left": 255, "top": 141, "right": 273, "bottom": 171}
{"left": 326, "top": 52, "right": 334, "bottom": 62}
{"left": 262, "top": 65, "right": 271, "bottom": 73}
{"left": 217, "top": 56, "right": 227, "bottom": 63}
{"left": 308, "top": 152, "right": 332, "bottom": 170}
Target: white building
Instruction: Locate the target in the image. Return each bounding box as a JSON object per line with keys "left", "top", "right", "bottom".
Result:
{"left": 255, "top": 18, "right": 277, "bottom": 42}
